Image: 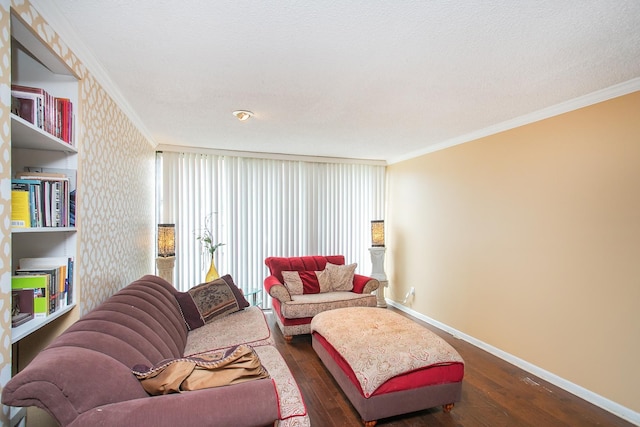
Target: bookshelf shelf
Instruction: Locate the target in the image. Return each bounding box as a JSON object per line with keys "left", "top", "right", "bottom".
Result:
{"left": 11, "top": 227, "right": 77, "bottom": 234}
{"left": 11, "top": 114, "right": 77, "bottom": 153}
{"left": 11, "top": 303, "right": 76, "bottom": 344}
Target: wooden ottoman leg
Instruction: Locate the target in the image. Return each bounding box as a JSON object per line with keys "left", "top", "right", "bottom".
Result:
{"left": 443, "top": 403, "right": 455, "bottom": 413}
{"left": 363, "top": 420, "right": 377, "bottom": 427}
{"left": 284, "top": 335, "right": 293, "bottom": 342}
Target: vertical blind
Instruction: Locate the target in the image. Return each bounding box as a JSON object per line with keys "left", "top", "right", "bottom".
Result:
{"left": 157, "top": 151, "right": 385, "bottom": 308}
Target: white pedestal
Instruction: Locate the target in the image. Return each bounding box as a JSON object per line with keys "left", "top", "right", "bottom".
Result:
{"left": 156, "top": 256, "right": 175, "bottom": 285}
{"left": 369, "top": 247, "right": 388, "bottom": 308}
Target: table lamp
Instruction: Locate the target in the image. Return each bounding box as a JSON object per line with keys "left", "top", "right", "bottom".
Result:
{"left": 156, "top": 224, "right": 176, "bottom": 284}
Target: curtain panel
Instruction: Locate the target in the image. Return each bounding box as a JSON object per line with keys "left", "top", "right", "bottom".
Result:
{"left": 157, "top": 151, "right": 385, "bottom": 308}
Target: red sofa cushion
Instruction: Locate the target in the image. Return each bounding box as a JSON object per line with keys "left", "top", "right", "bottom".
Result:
{"left": 265, "top": 255, "right": 345, "bottom": 283}
{"left": 282, "top": 270, "right": 323, "bottom": 294}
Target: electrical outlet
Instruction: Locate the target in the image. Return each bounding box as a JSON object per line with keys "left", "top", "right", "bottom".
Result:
{"left": 410, "top": 287, "right": 415, "bottom": 296}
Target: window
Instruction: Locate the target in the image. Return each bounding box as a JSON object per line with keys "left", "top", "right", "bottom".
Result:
{"left": 157, "top": 151, "right": 385, "bottom": 307}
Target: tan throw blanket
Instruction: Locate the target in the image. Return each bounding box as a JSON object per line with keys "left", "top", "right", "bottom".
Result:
{"left": 310, "top": 307, "right": 463, "bottom": 397}
{"left": 132, "top": 344, "right": 270, "bottom": 395}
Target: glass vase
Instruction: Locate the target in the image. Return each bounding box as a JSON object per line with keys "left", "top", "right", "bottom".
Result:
{"left": 205, "top": 257, "right": 219, "bottom": 282}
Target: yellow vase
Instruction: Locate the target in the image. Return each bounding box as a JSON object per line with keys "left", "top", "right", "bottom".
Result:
{"left": 205, "top": 258, "right": 219, "bottom": 282}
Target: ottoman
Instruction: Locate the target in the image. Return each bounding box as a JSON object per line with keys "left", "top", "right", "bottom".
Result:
{"left": 310, "top": 307, "right": 464, "bottom": 426}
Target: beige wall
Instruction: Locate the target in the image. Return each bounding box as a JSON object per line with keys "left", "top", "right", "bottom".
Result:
{"left": 387, "top": 91, "right": 640, "bottom": 412}
{"left": 2, "top": 2, "right": 156, "bottom": 424}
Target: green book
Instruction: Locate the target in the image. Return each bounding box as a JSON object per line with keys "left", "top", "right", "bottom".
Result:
{"left": 12, "top": 275, "right": 50, "bottom": 317}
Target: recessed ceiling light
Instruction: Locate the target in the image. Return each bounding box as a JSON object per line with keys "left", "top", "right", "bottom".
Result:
{"left": 233, "top": 110, "right": 253, "bottom": 121}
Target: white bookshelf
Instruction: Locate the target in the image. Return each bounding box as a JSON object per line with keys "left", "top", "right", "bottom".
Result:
{"left": 10, "top": 13, "right": 80, "bottom": 343}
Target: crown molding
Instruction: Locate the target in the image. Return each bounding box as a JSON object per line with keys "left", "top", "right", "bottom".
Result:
{"left": 156, "top": 144, "right": 388, "bottom": 166}
{"left": 29, "top": 0, "right": 157, "bottom": 148}
{"left": 388, "top": 77, "right": 640, "bottom": 165}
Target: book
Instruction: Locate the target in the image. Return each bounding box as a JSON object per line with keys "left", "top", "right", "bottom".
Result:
{"left": 70, "top": 189, "right": 76, "bottom": 227}
{"left": 19, "top": 167, "right": 77, "bottom": 191}
{"left": 55, "top": 97, "right": 73, "bottom": 143}
{"left": 19, "top": 257, "right": 72, "bottom": 309}
{"left": 11, "top": 312, "right": 34, "bottom": 328}
{"left": 11, "top": 275, "right": 50, "bottom": 317}
{"left": 12, "top": 179, "right": 40, "bottom": 228}
{"left": 11, "top": 84, "right": 74, "bottom": 144}
{"left": 12, "top": 84, "right": 50, "bottom": 132}
{"left": 14, "top": 171, "right": 71, "bottom": 228}
{"left": 31, "top": 180, "right": 43, "bottom": 227}
{"left": 66, "top": 257, "right": 74, "bottom": 305}
{"left": 15, "top": 267, "right": 59, "bottom": 313}
{"left": 11, "top": 180, "right": 32, "bottom": 228}
{"left": 51, "top": 180, "right": 62, "bottom": 227}
{"left": 11, "top": 289, "right": 34, "bottom": 327}
{"left": 11, "top": 95, "right": 36, "bottom": 125}
{"left": 11, "top": 85, "right": 46, "bottom": 130}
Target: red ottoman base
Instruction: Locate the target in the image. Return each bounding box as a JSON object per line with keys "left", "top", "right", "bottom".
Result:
{"left": 311, "top": 308, "right": 464, "bottom": 426}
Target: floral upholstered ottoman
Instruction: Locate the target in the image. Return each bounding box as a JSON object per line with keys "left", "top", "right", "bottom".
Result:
{"left": 310, "top": 307, "right": 464, "bottom": 426}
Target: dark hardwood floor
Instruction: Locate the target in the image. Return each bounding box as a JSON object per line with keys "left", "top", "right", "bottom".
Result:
{"left": 266, "top": 308, "right": 634, "bottom": 427}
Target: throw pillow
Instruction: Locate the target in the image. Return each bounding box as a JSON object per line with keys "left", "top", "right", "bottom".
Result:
{"left": 316, "top": 268, "right": 332, "bottom": 293}
{"left": 282, "top": 270, "right": 322, "bottom": 294}
{"left": 324, "top": 262, "right": 357, "bottom": 291}
{"left": 175, "top": 274, "right": 249, "bottom": 330}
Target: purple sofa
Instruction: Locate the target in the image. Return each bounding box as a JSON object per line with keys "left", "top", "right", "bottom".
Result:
{"left": 2, "top": 275, "right": 308, "bottom": 427}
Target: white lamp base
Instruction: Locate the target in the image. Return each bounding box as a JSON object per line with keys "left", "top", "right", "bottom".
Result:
{"left": 369, "top": 247, "right": 388, "bottom": 308}
{"left": 156, "top": 256, "right": 175, "bottom": 285}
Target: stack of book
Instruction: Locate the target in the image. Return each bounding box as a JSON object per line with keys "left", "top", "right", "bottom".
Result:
{"left": 11, "top": 84, "right": 74, "bottom": 144}
{"left": 11, "top": 257, "right": 74, "bottom": 324}
{"left": 11, "top": 169, "right": 75, "bottom": 229}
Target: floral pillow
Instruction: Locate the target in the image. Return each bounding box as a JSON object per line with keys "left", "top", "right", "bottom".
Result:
{"left": 324, "top": 262, "right": 357, "bottom": 292}
{"left": 175, "top": 274, "right": 249, "bottom": 330}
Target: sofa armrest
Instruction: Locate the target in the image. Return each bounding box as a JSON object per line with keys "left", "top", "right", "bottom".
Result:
{"left": 68, "top": 379, "right": 279, "bottom": 427}
{"left": 353, "top": 274, "right": 379, "bottom": 294}
{"left": 264, "top": 275, "right": 292, "bottom": 302}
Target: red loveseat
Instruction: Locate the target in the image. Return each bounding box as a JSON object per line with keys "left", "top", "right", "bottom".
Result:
{"left": 264, "top": 255, "right": 379, "bottom": 341}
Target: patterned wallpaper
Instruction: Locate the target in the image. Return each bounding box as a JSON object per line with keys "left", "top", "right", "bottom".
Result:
{"left": 78, "top": 71, "right": 156, "bottom": 311}
{"left": 1, "top": 1, "right": 12, "bottom": 425}
{"left": 1, "top": 1, "right": 156, "bottom": 422}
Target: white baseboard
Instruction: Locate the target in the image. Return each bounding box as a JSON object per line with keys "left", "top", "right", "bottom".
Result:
{"left": 387, "top": 300, "right": 640, "bottom": 426}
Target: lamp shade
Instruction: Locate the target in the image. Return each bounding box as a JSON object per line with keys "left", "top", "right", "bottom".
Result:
{"left": 371, "top": 220, "right": 385, "bottom": 247}
{"left": 157, "top": 224, "right": 175, "bottom": 257}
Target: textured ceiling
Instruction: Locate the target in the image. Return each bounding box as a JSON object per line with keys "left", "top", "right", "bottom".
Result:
{"left": 33, "top": 1, "right": 640, "bottom": 163}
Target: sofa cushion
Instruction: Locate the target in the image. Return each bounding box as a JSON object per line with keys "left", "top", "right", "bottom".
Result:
{"left": 176, "top": 275, "right": 249, "bottom": 330}
{"left": 325, "top": 263, "right": 357, "bottom": 291}
{"left": 265, "top": 255, "right": 345, "bottom": 283}
{"left": 253, "top": 345, "right": 309, "bottom": 425}
{"left": 282, "top": 270, "right": 330, "bottom": 295}
{"left": 281, "top": 292, "right": 377, "bottom": 319}
{"left": 184, "top": 306, "right": 274, "bottom": 356}
{"left": 65, "top": 380, "right": 280, "bottom": 427}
